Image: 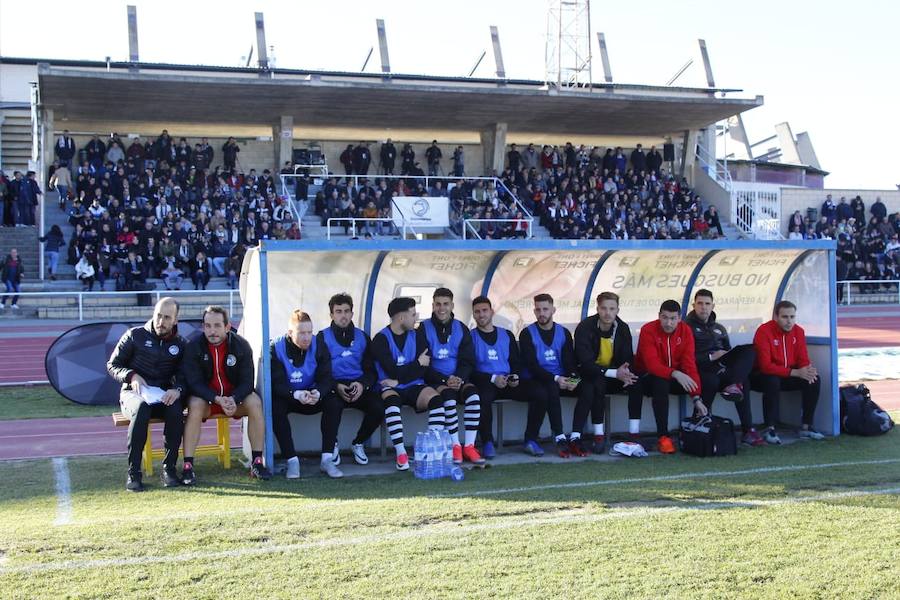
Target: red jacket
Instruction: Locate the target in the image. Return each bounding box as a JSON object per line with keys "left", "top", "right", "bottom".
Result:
{"left": 753, "top": 320, "right": 811, "bottom": 378}
{"left": 634, "top": 320, "right": 701, "bottom": 395}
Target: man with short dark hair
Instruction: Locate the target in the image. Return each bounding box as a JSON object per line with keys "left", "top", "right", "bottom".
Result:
{"left": 371, "top": 297, "right": 444, "bottom": 471}
{"left": 750, "top": 301, "right": 824, "bottom": 444}
{"left": 316, "top": 293, "right": 385, "bottom": 472}
{"left": 181, "top": 306, "right": 271, "bottom": 484}
{"left": 519, "top": 293, "right": 580, "bottom": 457}
{"left": 107, "top": 297, "right": 187, "bottom": 491}
{"left": 634, "top": 299, "right": 703, "bottom": 454}
{"left": 573, "top": 291, "right": 642, "bottom": 455}
{"left": 417, "top": 288, "right": 485, "bottom": 465}
{"left": 685, "top": 289, "right": 764, "bottom": 446}
{"left": 471, "top": 296, "right": 548, "bottom": 458}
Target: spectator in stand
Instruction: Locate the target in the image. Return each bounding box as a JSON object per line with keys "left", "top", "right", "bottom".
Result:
{"left": 425, "top": 140, "right": 443, "bottom": 176}
{"left": 704, "top": 205, "right": 723, "bottom": 237}
{"left": 190, "top": 250, "right": 211, "bottom": 290}
{"left": 106, "top": 140, "right": 125, "bottom": 165}
{"left": 400, "top": 143, "right": 415, "bottom": 175}
{"left": 54, "top": 130, "right": 76, "bottom": 167}
{"left": 15, "top": 171, "right": 41, "bottom": 227}
{"left": 851, "top": 195, "right": 865, "bottom": 223}
{"left": 380, "top": 138, "right": 396, "bottom": 175}
{"left": 630, "top": 144, "right": 646, "bottom": 173}
{"left": 0, "top": 171, "right": 8, "bottom": 227}
{"left": 39, "top": 225, "right": 65, "bottom": 280}
{"left": 1, "top": 248, "right": 23, "bottom": 311}
{"left": 871, "top": 197, "right": 887, "bottom": 221}
{"left": 452, "top": 146, "right": 465, "bottom": 177}
{"left": 821, "top": 194, "right": 836, "bottom": 224}
{"left": 84, "top": 135, "right": 107, "bottom": 170}
{"left": 507, "top": 144, "right": 522, "bottom": 172}
{"left": 161, "top": 257, "right": 183, "bottom": 290}
{"left": 647, "top": 145, "right": 663, "bottom": 175}
{"left": 75, "top": 251, "right": 97, "bottom": 291}
{"left": 50, "top": 163, "right": 72, "bottom": 211}
{"left": 222, "top": 137, "right": 240, "bottom": 171}
{"left": 339, "top": 144, "right": 355, "bottom": 175}
{"left": 352, "top": 142, "right": 371, "bottom": 175}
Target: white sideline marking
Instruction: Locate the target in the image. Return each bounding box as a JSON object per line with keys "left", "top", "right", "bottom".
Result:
{"left": 52, "top": 458, "right": 72, "bottom": 526}
{"left": 441, "top": 458, "right": 900, "bottom": 498}
{"left": 2, "top": 485, "right": 898, "bottom": 575}
{"left": 35, "top": 457, "right": 900, "bottom": 530}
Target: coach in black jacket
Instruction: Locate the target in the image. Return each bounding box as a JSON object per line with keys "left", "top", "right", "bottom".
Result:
{"left": 107, "top": 297, "right": 187, "bottom": 492}
{"left": 573, "top": 291, "right": 642, "bottom": 452}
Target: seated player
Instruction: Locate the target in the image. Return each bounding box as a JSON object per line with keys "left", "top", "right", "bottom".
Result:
{"left": 181, "top": 305, "right": 271, "bottom": 483}
{"left": 750, "top": 300, "right": 824, "bottom": 444}
{"left": 634, "top": 299, "right": 704, "bottom": 454}
{"left": 470, "top": 295, "right": 548, "bottom": 458}
{"left": 573, "top": 291, "right": 642, "bottom": 455}
{"left": 371, "top": 297, "right": 445, "bottom": 471}
{"left": 417, "top": 288, "right": 485, "bottom": 465}
{"left": 270, "top": 309, "right": 344, "bottom": 478}
{"left": 518, "top": 293, "right": 581, "bottom": 458}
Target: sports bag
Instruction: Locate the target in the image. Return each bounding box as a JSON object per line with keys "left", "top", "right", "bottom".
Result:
{"left": 840, "top": 384, "right": 894, "bottom": 436}
{"left": 680, "top": 415, "right": 737, "bottom": 457}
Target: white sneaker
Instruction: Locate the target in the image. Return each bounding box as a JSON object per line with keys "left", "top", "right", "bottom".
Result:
{"left": 799, "top": 428, "right": 825, "bottom": 440}
{"left": 763, "top": 428, "right": 782, "bottom": 445}
{"left": 11, "top": 304, "right": 19, "bottom": 310}
{"left": 351, "top": 443, "right": 369, "bottom": 465}
{"left": 331, "top": 442, "right": 341, "bottom": 465}
{"left": 320, "top": 458, "right": 344, "bottom": 479}
{"left": 285, "top": 456, "right": 300, "bottom": 479}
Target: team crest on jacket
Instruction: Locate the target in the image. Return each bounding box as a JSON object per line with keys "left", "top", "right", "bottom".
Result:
{"left": 437, "top": 348, "right": 450, "bottom": 359}
{"left": 487, "top": 349, "right": 498, "bottom": 360}
{"left": 544, "top": 349, "right": 557, "bottom": 361}
{"left": 290, "top": 370, "right": 303, "bottom": 383}
{"left": 341, "top": 350, "right": 352, "bottom": 357}
{"left": 397, "top": 355, "right": 406, "bottom": 365}
{"left": 773, "top": 339, "right": 780, "bottom": 346}
{"left": 168, "top": 345, "right": 179, "bottom": 355}
{"left": 226, "top": 354, "right": 236, "bottom": 367}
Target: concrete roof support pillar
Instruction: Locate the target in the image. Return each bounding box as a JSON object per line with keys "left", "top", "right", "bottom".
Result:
{"left": 480, "top": 122, "right": 507, "bottom": 176}
{"left": 127, "top": 5, "right": 139, "bottom": 72}
{"left": 274, "top": 115, "right": 293, "bottom": 175}
{"left": 774, "top": 122, "right": 801, "bottom": 165}
{"left": 679, "top": 129, "right": 698, "bottom": 180}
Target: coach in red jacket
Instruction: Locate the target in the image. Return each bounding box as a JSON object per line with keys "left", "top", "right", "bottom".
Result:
{"left": 634, "top": 299, "right": 705, "bottom": 454}
{"left": 750, "top": 300, "right": 824, "bottom": 444}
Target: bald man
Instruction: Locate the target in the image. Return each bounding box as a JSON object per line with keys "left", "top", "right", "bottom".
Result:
{"left": 107, "top": 297, "right": 188, "bottom": 492}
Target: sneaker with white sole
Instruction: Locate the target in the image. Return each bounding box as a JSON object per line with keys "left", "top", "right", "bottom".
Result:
{"left": 320, "top": 458, "right": 344, "bottom": 479}
{"left": 285, "top": 456, "right": 300, "bottom": 479}
{"left": 395, "top": 453, "right": 410, "bottom": 471}
{"left": 798, "top": 428, "right": 825, "bottom": 440}
{"left": 762, "top": 428, "right": 782, "bottom": 445}
{"left": 351, "top": 443, "right": 369, "bottom": 465}
{"left": 331, "top": 442, "right": 341, "bottom": 466}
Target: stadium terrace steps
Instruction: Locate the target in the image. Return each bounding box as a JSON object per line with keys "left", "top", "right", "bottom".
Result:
{"left": 2, "top": 226, "right": 39, "bottom": 278}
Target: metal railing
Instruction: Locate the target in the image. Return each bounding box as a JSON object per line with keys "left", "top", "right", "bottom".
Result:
{"left": 326, "top": 217, "right": 418, "bottom": 240}
{"left": 695, "top": 143, "right": 733, "bottom": 195}
{"left": 837, "top": 279, "right": 900, "bottom": 305}
{"left": 1, "top": 289, "right": 240, "bottom": 321}
{"left": 731, "top": 183, "right": 785, "bottom": 240}
{"left": 462, "top": 218, "right": 534, "bottom": 240}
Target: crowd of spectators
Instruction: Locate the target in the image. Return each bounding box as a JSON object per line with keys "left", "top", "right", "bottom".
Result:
{"left": 49, "top": 129, "right": 298, "bottom": 291}
{"left": 310, "top": 140, "right": 721, "bottom": 241}
{"left": 786, "top": 194, "right": 900, "bottom": 298}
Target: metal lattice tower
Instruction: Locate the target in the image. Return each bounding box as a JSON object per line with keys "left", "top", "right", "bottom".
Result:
{"left": 545, "top": 0, "right": 592, "bottom": 89}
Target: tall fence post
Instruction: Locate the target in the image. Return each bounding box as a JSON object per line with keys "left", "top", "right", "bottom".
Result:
{"left": 229, "top": 289, "right": 235, "bottom": 318}
{"left": 78, "top": 293, "right": 83, "bottom": 321}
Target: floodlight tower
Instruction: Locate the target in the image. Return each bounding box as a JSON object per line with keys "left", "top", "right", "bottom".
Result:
{"left": 545, "top": 0, "right": 593, "bottom": 89}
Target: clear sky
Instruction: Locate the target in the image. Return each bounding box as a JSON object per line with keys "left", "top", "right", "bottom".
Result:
{"left": 1, "top": 0, "right": 897, "bottom": 189}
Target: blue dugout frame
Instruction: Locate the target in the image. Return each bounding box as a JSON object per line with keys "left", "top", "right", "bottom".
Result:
{"left": 255, "top": 238, "right": 838, "bottom": 468}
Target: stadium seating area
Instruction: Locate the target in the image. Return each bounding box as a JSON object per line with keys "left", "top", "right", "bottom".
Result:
{"left": 786, "top": 195, "right": 900, "bottom": 295}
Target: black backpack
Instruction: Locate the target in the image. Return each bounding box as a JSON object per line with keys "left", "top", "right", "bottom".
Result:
{"left": 840, "top": 384, "right": 894, "bottom": 436}
{"left": 680, "top": 415, "right": 738, "bottom": 457}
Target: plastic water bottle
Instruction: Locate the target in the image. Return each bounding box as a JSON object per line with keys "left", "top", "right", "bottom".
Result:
{"left": 450, "top": 466, "right": 465, "bottom": 481}
{"left": 440, "top": 429, "right": 453, "bottom": 478}
{"left": 413, "top": 432, "right": 426, "bottom": 479}
{"left": 426, "top": 430, "right": 440, "bottom": 479}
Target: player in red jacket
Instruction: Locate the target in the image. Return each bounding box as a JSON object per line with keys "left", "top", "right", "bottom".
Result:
{"left": 750, "top": 301, "right": 824, "bottom": 444}
{"left": 634, "top": 299, "right": 705, "bottom": 454}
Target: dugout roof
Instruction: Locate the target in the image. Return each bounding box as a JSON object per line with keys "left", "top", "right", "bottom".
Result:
{"left": 31, "top": 60, "right": 763, "bottom": 137}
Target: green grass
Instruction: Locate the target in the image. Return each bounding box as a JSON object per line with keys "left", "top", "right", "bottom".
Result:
{"left": 0, "top": 419, "right": 898, "bottom": 599}
{"left": 0, "top": 386, "right": 112, "bottom": 420}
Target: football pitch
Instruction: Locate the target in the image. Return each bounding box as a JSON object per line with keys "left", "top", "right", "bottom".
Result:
{"left": 0, "top": 421, "right": 898, "bottom": 599}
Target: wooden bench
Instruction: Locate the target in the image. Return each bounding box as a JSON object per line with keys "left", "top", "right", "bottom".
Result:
{"left": 112, "top": 411, "right": 232, "bottom": 476}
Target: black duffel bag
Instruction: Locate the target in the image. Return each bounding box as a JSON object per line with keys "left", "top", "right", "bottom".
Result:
{"left": 840, "top": 384, "right": 894, "bottom": 436}
{"left": 680, "top": 415, "right": 738, "bottom": 457}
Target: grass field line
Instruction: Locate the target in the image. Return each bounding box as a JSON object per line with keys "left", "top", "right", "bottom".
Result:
{"left": 441, "top": 457, "right": 900, "bottom": 498}
{"left": 3, "top": 484, "right": 899, "bottom": 576}
{"left": 44, "top": 456, "right": 900, "bottom": 529}
{"left": 51, "top": 457, "right": 72, "bottom": 526}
